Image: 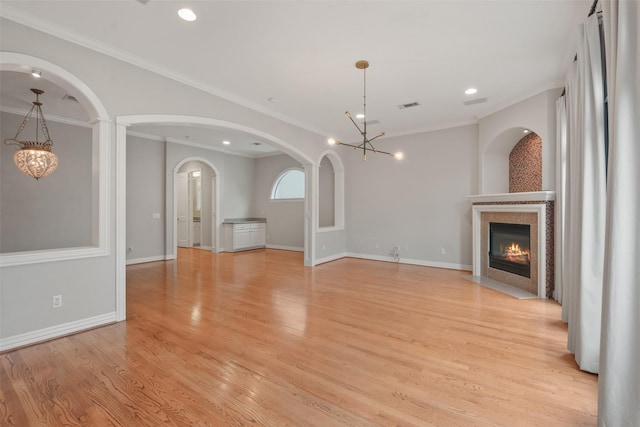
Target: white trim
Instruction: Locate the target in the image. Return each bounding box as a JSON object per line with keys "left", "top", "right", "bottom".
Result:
{"left": 313, "top": 252, "right": 471, "bottom": 271}
{"left": 126, "top": 255, "right": 169, "bottom": 265}
{"left": 476, "top": 83, "right": 563, "bottom": 120}
{"left": 467, "top": 191, "right": 556, "bottom": 203}
{"left": 115, "top": 123, "right": 127, "bottom": 322}
{"left": 0, "top": 246, "right": 108, "bottom": 267}
{"left": 171, "top": 157, "right": 220, "bottom": 260}
{"left": 347, "top": 253, "right": 472, "bottom": 271}
{"left": 0, "top": 105, "right": 91, "bottom": 128}
{"left": 471, "top": 203, "right": 548, "bottom": 298}
{"left": 271, "top": 167, "right": 305, "bottom": 200}
{"left": 314, "top": 252, "right": 349, "bottom": 265}
{"left": 316, "top": 226, "right": 344, "bottom": 233}
{"left": 0, "top": 312, "right": 117, "bottom": 352}
{"left": 266, "top": 244, "right": 304, "bottom": 252}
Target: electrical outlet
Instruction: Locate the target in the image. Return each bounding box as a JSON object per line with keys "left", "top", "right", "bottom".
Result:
{"left": 375, "top": 242, "right": 379, "bottom": 248}
{"left": 440, "top": 248, "right": 446, "bottom": 255}
{"left": 152, "top": 212, "right": 161, "bottom": 219}
{"left": 322, "top": 244, "right": 326, "bottom": 251}
{"left": 52, "top": 295, "right": 62, "bottom": 308}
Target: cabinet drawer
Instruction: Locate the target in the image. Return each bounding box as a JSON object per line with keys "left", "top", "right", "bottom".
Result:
{"left": 250, "top": 223, "right": 265, "bottom": 230}
{"left": 234, "top": 224, "right": 252, "bottom": 230}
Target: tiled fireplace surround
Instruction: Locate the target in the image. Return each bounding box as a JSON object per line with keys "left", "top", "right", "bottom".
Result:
{"left": 468, "top": 192, "right": 555, "bottom": 298}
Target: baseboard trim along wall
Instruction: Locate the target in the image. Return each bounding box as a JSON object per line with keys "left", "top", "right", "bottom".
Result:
{"left": 314, "top": 252, "right": 349, "bottom": 265}
{"left": 126, "top": 255, "right": 170, "bottom": 265}
{"left": 321, "top": 252, "right": 471, "bottom": 271}
{"left": 266, "top": 245, "right": 304, "bottom": 252}
{"left": 0, "top": 312, "right": 117, "bottom": 352}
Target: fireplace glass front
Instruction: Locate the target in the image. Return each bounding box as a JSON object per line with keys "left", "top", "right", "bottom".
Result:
{"left": 489, "top": 222, "right": 531, "bottom": 278}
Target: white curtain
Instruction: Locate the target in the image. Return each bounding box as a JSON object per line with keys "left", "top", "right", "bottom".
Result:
{"left": 555, "top": 95, "right": 567, "bottom": 305}
{"left": 599, "top": 1, "right": 640, "bottom": 425}
{"left": 562, "top": 13, "right": 607, "bottom": 374}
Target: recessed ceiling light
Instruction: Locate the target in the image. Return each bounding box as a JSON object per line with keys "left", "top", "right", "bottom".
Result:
{"left": 465, "top": 88, "right": 478, "bottom": 95}
{"left": 222, "top": 140, "right": 231, "bottom": 145}
{"left": 355, "top": 113, "right": 365, "bottom": 119}
{"left": 178, "top": 8, "right": 197, "bottom": 22}
{"left": 31, "top": 69, "right": 42, "bottom": 78}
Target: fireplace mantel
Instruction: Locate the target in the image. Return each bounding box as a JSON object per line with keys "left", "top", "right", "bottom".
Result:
{"left": 467, "top": 191, "right": 555, "bottom": 204}
{"left": 468, "top": 192, "right": 555, "bottom": 298}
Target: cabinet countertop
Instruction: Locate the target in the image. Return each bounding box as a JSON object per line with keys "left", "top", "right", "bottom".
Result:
{"left": 222, "top": 218, "right": 267, "bottom": 224}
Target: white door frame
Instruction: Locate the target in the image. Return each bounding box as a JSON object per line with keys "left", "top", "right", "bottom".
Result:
{"left": 172, "top": 159, "right": 218, "bottom": 258}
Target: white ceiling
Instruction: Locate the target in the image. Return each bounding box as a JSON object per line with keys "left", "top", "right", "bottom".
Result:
{"left": 1, "top": 0, "right": 589, "bottom": 156}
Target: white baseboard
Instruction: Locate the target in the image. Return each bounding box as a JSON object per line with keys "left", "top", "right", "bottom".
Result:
{"left": 314, "top": 252, "right": 348, "bottom": 265}
{"left": 266, "top": 244, "right": 304, "bottom": 252}
{"left": 126, "top": 255, "right": 169, "bottom": 265}
{"left": 345, "top": 252, "right": 472, "bottom": 271}
{"left": 0, "top": 312, "right": 117, "bottom": 352}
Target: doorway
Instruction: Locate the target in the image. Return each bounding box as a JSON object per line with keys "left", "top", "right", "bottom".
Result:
{"left": 176, "top": 160, "right": 216, "bottom": 252}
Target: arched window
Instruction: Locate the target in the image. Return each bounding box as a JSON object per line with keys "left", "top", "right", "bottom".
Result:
{"left": 271, "top": 169, "right": 305, "bottom": 199}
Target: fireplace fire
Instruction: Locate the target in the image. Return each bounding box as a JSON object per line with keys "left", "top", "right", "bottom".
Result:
{"left": 489, "top": 223, "right": 531, "bottom": 278}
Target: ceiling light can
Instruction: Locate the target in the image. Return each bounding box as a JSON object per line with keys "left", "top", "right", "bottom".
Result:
{"left": 178, "top": 8, "right": 197, "bottom": 22}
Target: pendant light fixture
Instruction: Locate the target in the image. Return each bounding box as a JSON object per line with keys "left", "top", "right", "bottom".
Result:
{"left": 328, "top": 60, "right": 403, "bottom": 161}
{"left": 3, "top": 88, "right": 59, "bottom": 180}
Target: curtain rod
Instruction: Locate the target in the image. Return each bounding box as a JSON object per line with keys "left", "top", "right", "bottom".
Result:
{"left": 561, "top": 0, "right": 600, "bottom": 96}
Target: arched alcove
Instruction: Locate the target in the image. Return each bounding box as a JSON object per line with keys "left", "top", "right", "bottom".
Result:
{"left": 0, "top": 52, "right": 110, "bottom": 267}
{"left": 482, "top": 127, "right": 540, "bottom": 194}
{"left": 316, "top": 150, "right": 344, "bottom": 232}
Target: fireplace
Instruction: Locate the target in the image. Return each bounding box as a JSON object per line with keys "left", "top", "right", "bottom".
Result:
{"left": 489, "top": 222, "right": 531, "bottom": 278}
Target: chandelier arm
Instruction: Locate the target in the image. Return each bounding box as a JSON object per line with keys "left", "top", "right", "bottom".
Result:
{"left": 12, "top": 104, "right": 36, "bottom": 141}
{"left": 367, "top": 132, "right": 386, "bottom": 143}
{"left": 335, "top": 141, "right": 361, "bottom": 149}
{"left": 37, "top": 105, "right": 53, "bottom": 145}
{"left": 346, "top": 113, "right": 365, "bottom": 135}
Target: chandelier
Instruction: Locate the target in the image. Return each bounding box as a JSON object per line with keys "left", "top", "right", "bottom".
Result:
{"left": 328, "top": 60, "right": 403, "bottom": 161}
{"left": 4, "top": 88, "right": 59, "bottom": 180}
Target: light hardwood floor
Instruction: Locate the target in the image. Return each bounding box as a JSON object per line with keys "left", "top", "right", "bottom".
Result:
{"left": 1, "top": 248, "right": 597, "bottom": 426}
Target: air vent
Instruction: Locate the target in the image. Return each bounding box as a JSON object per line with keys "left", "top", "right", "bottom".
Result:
{"left": 364, "top": 120, "right": 380, "bottom": 126}
{"left": 397, "top": 101, "right": 420, "bottom": 110}
{"left": 464, "top": 97, "right": 488, "bottom": 106}
{"left": 62, "top": 94, "right": 79, "bottom": 103}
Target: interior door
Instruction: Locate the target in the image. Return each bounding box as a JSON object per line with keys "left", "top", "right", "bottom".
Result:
{"left": 177, "top": 171, "right": 190, "bottom": 248}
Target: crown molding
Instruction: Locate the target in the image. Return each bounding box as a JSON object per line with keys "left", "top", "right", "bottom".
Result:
{"left": 0, "top": 6, "right": 327, "bottom": 138}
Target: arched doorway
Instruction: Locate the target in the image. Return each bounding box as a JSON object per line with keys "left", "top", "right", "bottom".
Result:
{"left": 115, "top": 114, "right": 316, "bottom": 321}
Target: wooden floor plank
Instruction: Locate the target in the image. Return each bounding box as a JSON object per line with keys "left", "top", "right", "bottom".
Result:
{"left": 1, "top": 248, "right": 598, "bottom": 425}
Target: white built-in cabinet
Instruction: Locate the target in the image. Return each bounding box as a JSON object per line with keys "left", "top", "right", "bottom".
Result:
{"left": 223, "top": 222, "right": 266, "bottom": 252}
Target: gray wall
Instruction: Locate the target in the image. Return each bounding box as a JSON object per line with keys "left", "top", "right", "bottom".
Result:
{"left": 0, "top": 111, "right": 93, "bottom": 253}
{"left": 126, "top": 135, "right": 165, "bottom": 262}
{"left": 345, "top": 124, "right": 478, "bottom": 268}
{"left": 253, "top": 154, "right": 305, "bottom": 249}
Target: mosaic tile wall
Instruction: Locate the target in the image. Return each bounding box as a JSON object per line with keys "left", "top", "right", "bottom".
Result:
{"left": 509, "top": 132, "right": 542, "bottom": 193}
